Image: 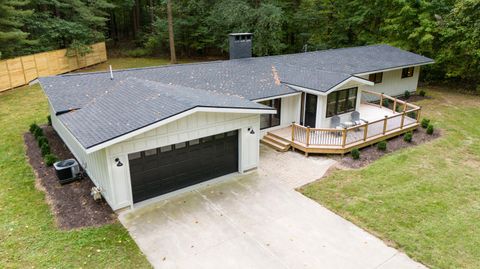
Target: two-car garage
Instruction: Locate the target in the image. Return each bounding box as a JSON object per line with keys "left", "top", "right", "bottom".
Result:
{"left": 128, "top": 130, "right": 239, "bottom": 203}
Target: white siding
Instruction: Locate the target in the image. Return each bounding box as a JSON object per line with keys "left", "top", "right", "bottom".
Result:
{"left": 105, "top": 111, "right": 261, "bottom": 209}
{"left": 359, "top": 67, "right": 420, "bottom": 97}
{"left": 260, "top": 94, "right": 301, "bottom": 135}
{"left": 50, "top": 105, "right": 113, "bottom": 208}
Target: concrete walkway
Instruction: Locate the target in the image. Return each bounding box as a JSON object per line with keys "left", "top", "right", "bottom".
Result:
{"left": 119, "top": 146, "right": 426, "bottom": 269}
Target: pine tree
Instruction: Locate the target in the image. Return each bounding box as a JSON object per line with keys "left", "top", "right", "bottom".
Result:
{"left": 0, "top": 0, "right": 31, "bottom": 58}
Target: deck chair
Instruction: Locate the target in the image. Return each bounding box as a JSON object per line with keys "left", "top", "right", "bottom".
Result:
{"left": 330, "top": 115, "right": 343, "bottom": 136}
{"left": 351, "top": 111, "right": 368, "bottom": 126}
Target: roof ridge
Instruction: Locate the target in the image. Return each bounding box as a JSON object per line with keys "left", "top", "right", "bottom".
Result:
{"left": 47, "top": 44, "right": 392, "bottom": 79}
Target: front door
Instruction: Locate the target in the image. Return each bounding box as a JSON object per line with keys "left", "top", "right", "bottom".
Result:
{"left": 304, "top": 93, "right": 317, "bottom": 128}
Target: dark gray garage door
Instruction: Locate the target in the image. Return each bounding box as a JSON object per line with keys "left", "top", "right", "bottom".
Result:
{"left": 128, "top": 130, "right": 238, "bottom": 203}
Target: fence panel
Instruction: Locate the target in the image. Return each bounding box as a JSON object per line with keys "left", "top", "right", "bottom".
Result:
{"left": 0, "top": 42, "right": 107, "bottom": 92}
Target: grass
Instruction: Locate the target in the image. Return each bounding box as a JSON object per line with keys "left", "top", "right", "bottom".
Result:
{"left": 0, "top": 58, "right": 166, "bottom": 267}
{"left": 300, "top": 87, "right": 480, "bottom": 269}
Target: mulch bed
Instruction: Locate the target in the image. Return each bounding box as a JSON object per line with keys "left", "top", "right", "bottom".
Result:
{"left": 333, "top": 127, "right": 441, "bottom": 169}
{"left": 24, "top": 125, "right": 116, "bottom": 230}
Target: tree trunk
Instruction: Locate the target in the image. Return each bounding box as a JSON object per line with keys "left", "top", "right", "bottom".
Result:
{"left": 167, "top": 0, "right": 177, "bottom": 64}
{"left": 149, "top": 0, "right": 155, "bottom": 33}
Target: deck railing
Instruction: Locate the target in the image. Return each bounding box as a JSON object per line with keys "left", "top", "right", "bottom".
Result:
{"left": 291, "top": 90, "right": 421, "bottom": 150}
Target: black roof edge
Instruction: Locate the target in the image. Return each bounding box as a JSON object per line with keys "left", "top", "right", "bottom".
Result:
{"left": 353, "top": 60, "right": 435, "bottom": 75}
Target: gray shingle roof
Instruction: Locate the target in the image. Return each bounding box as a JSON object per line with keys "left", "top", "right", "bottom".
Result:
{"left": 56, "top": 78, "right": 273, "bottom": 149}
{"left": 39, "top": 44, "right": 433, "bottom": 150}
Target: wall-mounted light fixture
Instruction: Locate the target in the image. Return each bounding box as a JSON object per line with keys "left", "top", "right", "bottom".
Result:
{"left": 114, "top": 158, "right": 123, "bottom": 167}
{"left": 247, "top": 127, "right": 255, "bottom": 135}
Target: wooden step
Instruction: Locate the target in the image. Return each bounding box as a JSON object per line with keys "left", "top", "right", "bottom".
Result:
{"left": 261, "top": 134, "right": 291, "bottom": 152}
{"left": 267, "top": 132, "right": 291, "bottom": 143}
{"left": 263, "top": 135, "right": 290, "bottom": 147}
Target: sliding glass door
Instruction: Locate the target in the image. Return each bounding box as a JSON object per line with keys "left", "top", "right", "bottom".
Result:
{"left": 260, "top": 98, "right": 281, "bottom": 129}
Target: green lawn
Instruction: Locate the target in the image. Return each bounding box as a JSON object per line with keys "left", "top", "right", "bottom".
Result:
{"left": 0, "top": 59, "right": 164, "bottom": 267}
{"left": 301, "top": 88, "right": 480, "bottom": 269}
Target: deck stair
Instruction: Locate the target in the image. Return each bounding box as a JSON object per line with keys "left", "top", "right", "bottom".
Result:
{"left": 261, "top": 132, "right": 291, "bottom": 152}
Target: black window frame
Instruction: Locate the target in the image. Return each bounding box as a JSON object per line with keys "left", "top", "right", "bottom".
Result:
{"left": 326, "top": 87, "right": 358, "bottom": 118}
{"left": 259, "top": 98, "right": 281, "bottom": 130}
{"left": 401, "top": 67, "right": 414, "bottom": 78}
{"left": 368, "top": 72, "right": 383, "bottom": 84}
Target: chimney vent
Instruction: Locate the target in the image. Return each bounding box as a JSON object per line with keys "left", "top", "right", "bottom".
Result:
{"left": 229, "top": 33, "right": 253, "bottom": 59}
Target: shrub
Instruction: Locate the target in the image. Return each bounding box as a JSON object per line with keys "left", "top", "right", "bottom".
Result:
{"left": 29, "top": 123, "right": 40, "bottom": 134}
{"left": 125, "top": 48, "right": 150, "bottom": 57}
{"left": 396, "top": 104, "right": 404, "bottom": 113}
{"left": 404, "top": 90, "right": 411, "bottom": 99}
{"left": 427, "top": 124, "right": 434, "bottom": 135}
{"left": 37, "top": 136, "right": 48, "bottom": 147}
{"left": 33, "top": 127, "right": 44, "bottom": 139}
{"left": 351, "top": 148, "right": 360, "bottom": 160}
{"left": 40, "top": 143, "right": 50, "bottom": 156}
{"left": 419, "top": 89, "right": 426, "bottom": 97}
{"left": 47, "top": 115, "right": 52, "bottom": 126}
{"left": 382, "top": 98, "right": 389, "bottom": 107}
{"left": 421, "top": 118, "right": 430, "bottom": 128}
{"left": 403, "top": 131, "right": 413, "bottom": 142}
{"left": 377, "top": 140, "right": 387, "bottom": 151}
{"left": 44, "top": 154, "right": 58, "bottom": 167}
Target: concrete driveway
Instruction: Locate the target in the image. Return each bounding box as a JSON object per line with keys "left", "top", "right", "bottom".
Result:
{"left": 119, "top": 146, "right": 426, "bottom": 269}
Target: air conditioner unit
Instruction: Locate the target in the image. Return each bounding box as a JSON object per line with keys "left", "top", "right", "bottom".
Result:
{"left": 53, "top": 159, "right": 80, "bottom": 185}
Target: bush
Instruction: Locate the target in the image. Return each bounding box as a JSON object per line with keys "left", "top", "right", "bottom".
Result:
{"left": 427, "top": 124, "right": 434, "bottom": 135}
{"left": 404, "top": 90, "right": 411, "bottom": 99}
{"left": 351, "top": 148, "right": 360, "bottom": 160}
{"left": 403, "top": 131, "right": 413, "bottom": 142}
{"left": 44, "top": 154, "right": 58, "bottom": 167}
{"left": 40, "top": 143, "right": 50, "bottom": 156}
{"left": 47, "top": 115, "right": 52, "bottom": 126}
{"left": 419, "top": 89, "right": 426, "bottom": 97}
{"left": 29, "top": 123, "right": 40, "bottom": 134}
{"left": 33, "top": 127, "right": 44, "bottom": 139}
{"left": 377, "top": 140, "right": 387, "bottom": 151}
{"left": 37, "top": 136, "right": 48, "bottom": 147}
{"left": 125, "top": 48, "right": 150, "bottom": 57}
{"left": 421, "top": 118, "right": 430, "bottom": 129}
{"left": 382, "top": 98, "right": 389, "bottom": 107}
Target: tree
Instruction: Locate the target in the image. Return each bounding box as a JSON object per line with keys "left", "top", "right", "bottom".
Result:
{"left": 0, "top": 0, "right": 32, "bottom": 58}
{"left": 22, "top": 0, "right": 114, "bottom": 55}
{"left": 253, "top": 3, "right": 286, "bottom": 56}
{"left": 437, "top": 0, "right": 480, "bottom": 85}
{"left": 167, "top": 0, "right": 177, "bottom": 63}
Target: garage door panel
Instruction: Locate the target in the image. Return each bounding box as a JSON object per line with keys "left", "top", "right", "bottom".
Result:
{"left": 129, "top": 131, "right": 239, "bottom": 203}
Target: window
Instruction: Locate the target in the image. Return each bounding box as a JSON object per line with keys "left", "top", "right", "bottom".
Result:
{"left": 368, "top": 72, "right": 383, "bottom": 83}
{"left": 128, "top": 152, "right": 142, "bottom": 160}
{"left": 260, "top": 98, "right": 281, "bottom": 130}
{"left": 401, "top": 67, "right": 414, "bottom": 78}
{"left": 175, "top": 142, "right": 186, "bottom": 149}
{"left": 160, "top": 145, "right": 172, "bottom": 152}
{"left": 326, "top": 87, "right": 358, "bottom": 117}
{"left": 189, "top": 139, "right": 200, "bottom": 146}
{"left": 144, "top": 149, "right": 157, "bottom": 156}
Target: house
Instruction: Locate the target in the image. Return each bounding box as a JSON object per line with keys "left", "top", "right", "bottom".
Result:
{"left": 39, "top": 33, "right": 434, "bottom": 210}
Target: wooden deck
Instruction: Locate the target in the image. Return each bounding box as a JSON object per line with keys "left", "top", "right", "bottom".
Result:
{"left": 267, "top": 91, "right": 421, "bottom": 155}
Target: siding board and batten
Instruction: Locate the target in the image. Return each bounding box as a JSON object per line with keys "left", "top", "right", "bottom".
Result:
{"left": 0, "top": 42, "right": 107, "bottom": 92}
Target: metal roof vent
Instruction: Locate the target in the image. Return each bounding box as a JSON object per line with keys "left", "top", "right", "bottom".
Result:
{"left": 229, "top": 33, "right": 253, "bottom": 60}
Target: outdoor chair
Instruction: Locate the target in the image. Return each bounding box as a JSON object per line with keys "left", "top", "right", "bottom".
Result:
{"left": 330, "top": 115, "right": 344, "bottom": 136}
{"left": 351, "top": 111, "right": 368, "bottom": 126}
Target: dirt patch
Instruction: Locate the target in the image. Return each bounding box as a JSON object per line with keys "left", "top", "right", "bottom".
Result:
{"left": 334, "top": 127, "right": 441, "bottom": 169}
{"left": 24, "top": 125, "right": 116, "bottom": 230}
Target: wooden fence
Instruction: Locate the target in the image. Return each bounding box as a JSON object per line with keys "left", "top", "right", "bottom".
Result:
{"left": 0, "top": 42, "right": 107, "bottom": 92}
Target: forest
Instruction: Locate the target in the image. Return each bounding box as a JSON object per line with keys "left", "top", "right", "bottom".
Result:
{"left": 0, "top": 0, "right": 478, "bottom": 88}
